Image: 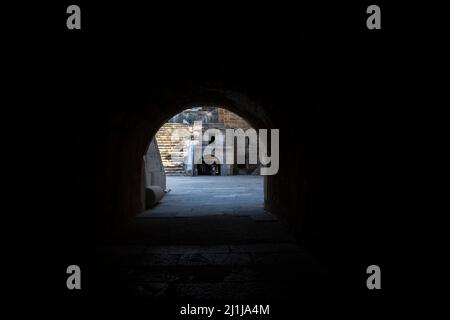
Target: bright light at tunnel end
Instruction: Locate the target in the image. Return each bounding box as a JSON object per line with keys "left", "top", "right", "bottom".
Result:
{"left": 168, "top": 121, "right": 279, "bottom": 176}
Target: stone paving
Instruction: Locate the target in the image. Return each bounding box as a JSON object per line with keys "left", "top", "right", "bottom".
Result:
{"left": 90, "top": 176, "right": 342, "bottom": 299}
{"left": 138, "top": 176, "right": 273, "bottom": 219}
{"left": 92, "top": 242, "right": 337, "bottom": 299}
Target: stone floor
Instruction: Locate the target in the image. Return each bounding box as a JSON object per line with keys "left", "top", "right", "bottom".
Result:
{"left": 138, "top": 176, "right": 272, "bottom": 219}
{"left": 90, "top": 176, "right": 343, "bottom": 299}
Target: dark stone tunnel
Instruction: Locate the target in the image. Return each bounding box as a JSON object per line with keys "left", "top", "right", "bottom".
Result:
{"left": 32, "top": 1, "right": 393, "bottom": 303}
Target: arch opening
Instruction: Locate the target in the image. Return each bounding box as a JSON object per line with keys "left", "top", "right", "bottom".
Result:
{"left": 140, "top": 104, "right": 272, "bottom": 219}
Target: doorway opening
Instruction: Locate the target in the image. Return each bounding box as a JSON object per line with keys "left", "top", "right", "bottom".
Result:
{"left": 140, "top": 105, "right": 270, "bottom": 219}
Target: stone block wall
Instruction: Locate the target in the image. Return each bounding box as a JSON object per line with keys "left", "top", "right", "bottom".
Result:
{"left": 218, "top": 108, "right": 251, "bottom": 130}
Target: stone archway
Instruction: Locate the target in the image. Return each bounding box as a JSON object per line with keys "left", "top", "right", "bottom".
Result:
{"left": 135, "top": 89, "right": 276, "bottom": 217}
{"left": 142, "top": 104, "right": 269, "bottom": 216}
{"left": 97, "top": 86, "right": 301, "bottom": 236}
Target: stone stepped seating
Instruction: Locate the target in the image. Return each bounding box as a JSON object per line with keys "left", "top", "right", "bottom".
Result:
{"left": 156, "top": 122, "right": 232, "bottom": 175}
{"left": 156, "top": 123, "right": 191, "bottom": 175}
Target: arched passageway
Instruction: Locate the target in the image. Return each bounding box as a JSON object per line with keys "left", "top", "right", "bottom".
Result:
{"left": 94, "top": 88, "right": 294, "bottom": 232}
{"left": 44, "top": 1, "right": 388, "bottom": 301}
{"left": 86, "top": 88, "right": 338, "bottom": 299}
